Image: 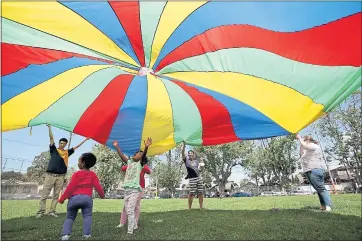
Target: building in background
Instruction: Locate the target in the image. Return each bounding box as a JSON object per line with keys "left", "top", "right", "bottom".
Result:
{"left": 1, "top": 180, "right": 39, "bottom": 199}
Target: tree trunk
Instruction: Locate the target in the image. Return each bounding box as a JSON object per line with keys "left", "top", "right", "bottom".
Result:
{"left": 353, "top": 155, "right": 361, "bottom": 185}
{"left": 255, "top": 177, "right": 259, "bottom": 194}
{"left": 342, "top": 159, "right": 356, "bottom": 192}
{"left": 261, "top": 177, "right": 266, "bottom": 186}
{"left": 219, "top": 182, "right": 226, "bottom": 193}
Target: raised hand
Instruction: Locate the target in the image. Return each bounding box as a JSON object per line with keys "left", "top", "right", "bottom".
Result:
{"left": 113, "top": 140, "right": 119, "bottom": 147}
{"left": 144, "top": 137, "right": 152, "bottom": 147}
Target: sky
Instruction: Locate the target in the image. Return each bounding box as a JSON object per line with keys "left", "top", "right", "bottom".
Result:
{"left": 1, "top": 123, "right": 341, "bottom": 187}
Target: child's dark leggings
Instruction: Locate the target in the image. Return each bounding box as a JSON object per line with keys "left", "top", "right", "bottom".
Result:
{"left": 62, "top": 194, "right": 93, "bottom": 236}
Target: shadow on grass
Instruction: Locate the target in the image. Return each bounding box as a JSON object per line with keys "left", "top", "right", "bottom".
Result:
{"left": 2, "top": 209, "right": 361, "bottom": 240}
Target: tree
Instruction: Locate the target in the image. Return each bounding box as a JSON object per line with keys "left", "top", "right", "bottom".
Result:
{"left": 150, "top": 148, "right": 183, "bottom": 197}
{"left": 2, "top": 171, "right": 27, "bottom": 198}
{"left": 151, "top": 161, "right": 182, "bottom": 197}
{"left": 201, "top": 169, "right": 213, "bottom": 190}
{"left": 261, "top": 135, "right": 299, "bottom": 192}
{"left": 194, "top": 141, "right": 253, "bottom": 192}
{"left": 2, "top": 171, "right": 25, "bottom": 181}
{"left": 239, "top": 178, "right": 251, "bottom": 188}
{"left": 243, "top": 136, "right": 299, "bottom": 192}
{"left": 92, "top": 144, "right": 124, "bottom": 194}
{"left": 317, "top": 90, "right": 361, "bottom": 186}
{"left": 25, "top": 151, "right": 50, "bottom": 184}
{"left": 243, "top": 145, "right": 273, "bottom": 187}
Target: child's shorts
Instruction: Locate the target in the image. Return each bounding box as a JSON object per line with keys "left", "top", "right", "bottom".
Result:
{"left": 188, "top": 177, "right": 204, "bottom": 195}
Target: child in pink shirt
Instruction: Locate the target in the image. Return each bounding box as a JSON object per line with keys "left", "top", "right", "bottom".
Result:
{"left": 59, "top": 153, "right": 105, "bottom": 240}
{"left": 117, "top": 164, "right": 151, "bottom": 229}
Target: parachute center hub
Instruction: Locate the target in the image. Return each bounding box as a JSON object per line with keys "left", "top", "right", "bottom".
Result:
{"left": 138, "top": 67, "right": 154, "bottom": 76}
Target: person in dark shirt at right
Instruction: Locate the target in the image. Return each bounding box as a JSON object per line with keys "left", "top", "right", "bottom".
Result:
{"left": 181, "top": 142, "right": 205, "bottom": 210}
{"left": 36, "top": 124, "right": 89, "bottom": 218}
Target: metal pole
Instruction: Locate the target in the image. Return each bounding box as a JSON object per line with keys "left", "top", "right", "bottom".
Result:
{"left": 156, "top": 175, "right": 158, "bottom": 198}
{"left": 67, "top": 132, "right": 73, "bottom": 149}
{"left": 2, "top": 158, "right": 8, "bottom": 171}
{"left": 19, "top": 159, "right": 24, "bottom": 173}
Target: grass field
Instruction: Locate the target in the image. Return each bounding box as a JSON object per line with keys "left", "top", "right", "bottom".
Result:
{"left": 1, "top": 194, "right": 361, "bottom": 240}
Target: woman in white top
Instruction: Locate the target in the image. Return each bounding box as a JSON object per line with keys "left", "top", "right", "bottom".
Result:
{"left": 297, "top": 134, "right": 332, "bottom": 212}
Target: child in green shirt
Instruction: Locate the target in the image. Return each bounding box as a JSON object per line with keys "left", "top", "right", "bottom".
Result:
{"left": 113, "top": 138, "right": 152, "bottom": 234}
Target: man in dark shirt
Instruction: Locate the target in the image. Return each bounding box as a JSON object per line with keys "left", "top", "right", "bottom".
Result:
{"left": 181, "top": 142, "right": 205, "bottom": 210}
{"left": 36, "top": 124, "right": 89, "bottom": 218}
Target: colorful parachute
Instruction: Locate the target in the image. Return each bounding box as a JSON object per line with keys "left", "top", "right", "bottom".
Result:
{"left": 1, "top": 2, "right": 361, "bottom": 156}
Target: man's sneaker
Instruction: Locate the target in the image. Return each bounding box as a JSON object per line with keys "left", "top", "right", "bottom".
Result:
{"left": 49, "top": 212, "right": 58, "bottom": 217}
{"left": 36, "top": 214, "right": 43, "bottom": 218}
{"left": 83, "top": 234, "right": 91, "bottom": 239}
{"left": 61, "top": 235, "right": 70, "bottom": 240}
{"left": 325, "top": 206, "right": 332, "bottom": 212}
{"left": 116, "top": 224, "right": 124, "bottom": 228}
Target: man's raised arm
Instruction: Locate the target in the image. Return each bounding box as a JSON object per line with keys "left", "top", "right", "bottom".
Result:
{"left": 181, "top": 141, "right": 186, "bottom": 162}
{"left": 47, "top": 124, "right": 54, "bottom": 145}
{"left": 73, "top": 137, "right": 90, "bottom": 150}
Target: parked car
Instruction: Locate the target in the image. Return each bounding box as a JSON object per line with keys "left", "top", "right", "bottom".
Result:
{"left": 261, "top": 191, "right": 284, "bottom": 196}
{"left": 160, "top": 194, "right": 172, "bottom": 199}
{"left": 26, "top": 194, "right": 41, "bottom": 199}
{"left": 104, "top": 194, "right": 124, "bottom": 199}
{"left": 289, "top": 191, "right": 312, "bottom": 196}
{"left": 232, "top": 192, "right": 252, "bottom": 197}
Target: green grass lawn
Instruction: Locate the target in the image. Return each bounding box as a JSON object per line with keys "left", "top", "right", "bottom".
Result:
{"left": 2, "top": 194, "right": 361, "bottom": 240}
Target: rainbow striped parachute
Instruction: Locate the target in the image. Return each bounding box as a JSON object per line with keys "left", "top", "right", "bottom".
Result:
{"left": 1, "top": 2, "right": 361, "bottom": 156}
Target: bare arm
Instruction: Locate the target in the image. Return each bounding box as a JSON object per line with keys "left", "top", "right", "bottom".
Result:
{"left": 181, "top": 141, "right": 186, "bottom": 160}
{"left": 73, "top": 137, "right": 90, "bottom": 150}
{"left": 59, "top": 172, "right": 78, "bottom": 203}
{"left": 297, "top": 135, "right": 316, "bottom": 151}
{"left": 198, "top": 160, "right": 205, "bottom": 170}
{"left": 112, "top": 141, "right": 128, "bottom": 163}
{"left": 93, "top": 174, "right": 105, "bottom": 199}
{"left": 47, "top": 124, "right": 54, "bottom": 145}
{"left": 141, "top": 146, "right": 149, "bottom": 166}
{"left": 141, "top": 138, "right": 152, "bottom": 166}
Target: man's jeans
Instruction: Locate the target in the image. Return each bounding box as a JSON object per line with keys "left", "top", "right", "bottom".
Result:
{"left": 306, "top": 168, "right": 332, "bottom": 207}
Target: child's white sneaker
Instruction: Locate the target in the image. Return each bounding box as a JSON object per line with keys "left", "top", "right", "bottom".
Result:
{"left": 127, "top": 230, "right": 133, "bottom": 235}
{"left": 48, "top": 212, "right": 58, "bottom": 217}
{"left": 61, "top": 235, "right": 70, "bottom": 240}
{"left": 133, "top": 225, "right": 138, "bottom": 230}
{"left": 116, "top": 224, "right": 124, "bottom": 228}
{"left": 83, "top": 234, "right": 91, "bottom": 239}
